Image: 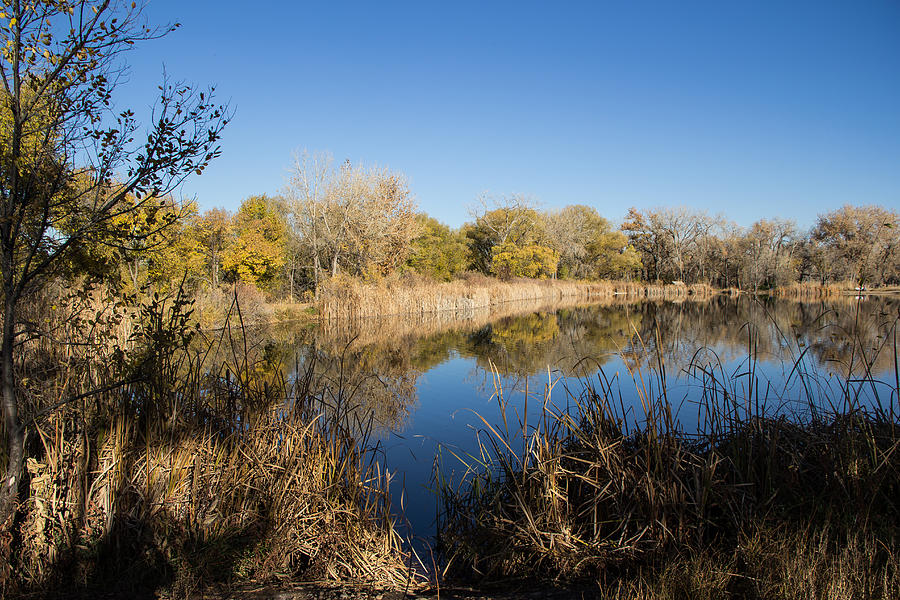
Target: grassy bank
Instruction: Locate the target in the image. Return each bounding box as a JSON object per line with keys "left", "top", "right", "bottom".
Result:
{"left": 319, "top": 274, "right": 715, "bottom": 320}
{"left": 435, "top": 326, "right": 900, "bottom": 598}
{"left": 0, "top": 289, "right": 416, "bottom": 598}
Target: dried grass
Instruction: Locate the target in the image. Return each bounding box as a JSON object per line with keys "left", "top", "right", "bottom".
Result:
{"left": 435, "top": 313, "right": 900, "bottom": 598}
{"left": 319, "top": 275, "right": 715, "bottom": 320}
{"left": 1, "top": 285, "right": 418, "bottom": 598}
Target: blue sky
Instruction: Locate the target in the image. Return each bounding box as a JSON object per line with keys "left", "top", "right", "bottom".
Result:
{"left": 118, "top": 1, "right": 900, "bottom": 229}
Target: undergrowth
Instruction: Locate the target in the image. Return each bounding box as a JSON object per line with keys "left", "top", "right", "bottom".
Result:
{"left": 0, "top": 284, "right": 416, "bottom": 598}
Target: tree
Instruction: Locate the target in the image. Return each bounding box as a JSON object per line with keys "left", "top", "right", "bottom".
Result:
{"left": 543, "top": 205, "right": 641, "bottom": 279}
{"left": 622, "top": 207, "right": 668, "bottom": 282}
{"left": 222, "top": 195, "right": 287, "bottom": 289}
{"left": 465, "top": 194, "right": 542, "bottom": 273}
{"left": 287, "top": 152, "right": 419, "bottom": 292}
{"left": 543, "top": 204, "right": 605, "bottom": 279}
{"left": 587, "top": 229, "right": 642, "bottom": 280}
{"left": 0, "top": 1, "right": 228, "bottom": 520}
{"left": 491, "top": 242, "right": 558, "bottom": 279}
{"left": 738, "top": 219, "right": 798, "bottom": 291}
{"left": 622, "top": 207, "right": 715, "bottom": 284}
{"left": 195, "top": 207, "right": 232, "bottom": 288}
{"left": 145, "top": 203, "right": 206, "bottom": 288}
{"left": 810, "top": 205, "right": 900, "bottom": 286}
{"left": 405, "top": 213, "right": 467, "bottom": 281}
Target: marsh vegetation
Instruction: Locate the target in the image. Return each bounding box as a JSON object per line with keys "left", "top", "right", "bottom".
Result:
{"left": 1, "top": 2, "right": 899, "bottom": 599}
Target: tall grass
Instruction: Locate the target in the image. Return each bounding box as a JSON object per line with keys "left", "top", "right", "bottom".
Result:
{"left": 770, "top": 281, "right": 847, "bottom": 299}
{"left": 319, "top": 273, "right": 715, "bottom": 320}
{"left": 0, "top": 285, "right": 417, "bottom": 597}
{"left": 434, "top": 312, "right": 900, "bottom": 598}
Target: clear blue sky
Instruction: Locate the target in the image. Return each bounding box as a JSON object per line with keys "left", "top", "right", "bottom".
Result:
{"left": 118, "top": 0, "right": 900, "bottom": 229}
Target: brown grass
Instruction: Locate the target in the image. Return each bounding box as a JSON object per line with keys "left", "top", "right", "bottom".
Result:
{"left": 1, "top": 285, "right": 418, "bottom": 598}
{"left": 769, "top": 281, "right": 848, "bottom": 299}
{"left": 319, "top": 274, "right": 716, "bottom": 320}
{"left": 435, "top": 320, "right": 900, "bottom": 598}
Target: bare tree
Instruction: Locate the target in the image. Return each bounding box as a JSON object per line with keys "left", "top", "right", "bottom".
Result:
{"left": 287, "top": 153, "right": 419, "bottom": 292}
{"left": 287, "top": 151, "right": 332, "bottom": 297}
{"left": 0, "top": 0, "right": 228, "bottom": 520}
{"left": 811, "top": 205, "right": 900, "bottom": 286}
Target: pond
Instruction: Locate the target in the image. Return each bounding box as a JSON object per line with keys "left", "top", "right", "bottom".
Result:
{"left": 283, "top": 294, "right": 900, "bottom": 548}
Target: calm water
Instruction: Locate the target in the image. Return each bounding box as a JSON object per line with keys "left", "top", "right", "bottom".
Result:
{"left": 284, "top": 294, "right": 900, "bottom": 544}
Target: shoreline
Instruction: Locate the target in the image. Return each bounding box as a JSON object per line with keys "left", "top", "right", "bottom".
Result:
{"left": 317, "top": 276, "right": 716, "bottom": 321}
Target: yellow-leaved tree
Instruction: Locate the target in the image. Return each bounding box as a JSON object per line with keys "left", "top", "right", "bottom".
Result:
{"left": 222, "top": 195, "right": 288, "bottom": 290}
{"left": 0, "top": 0, "right": 228, "bottom": 521}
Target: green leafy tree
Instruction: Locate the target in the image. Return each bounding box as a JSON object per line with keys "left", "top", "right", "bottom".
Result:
{"left": 0, "top": 0, "right": 228, "bottom": 520}
{"left": 405, "top": 214, "right": 467, "bottom": 281}
{"left": 588, "top": 230, "right": 642, "bottom": 280}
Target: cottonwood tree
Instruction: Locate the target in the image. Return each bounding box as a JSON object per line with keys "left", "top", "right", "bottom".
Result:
{"left": 196, "top": 207, "right": 232, "bottom": 288}
{"left": 738, "top": 219, "right": 798, "bottom": 291}
{"left": 0, "top": 1, "right": 228, "bottom": 521}
{"left": 543, "top": 205, "right": 641, "bottom": 279}
{"left": 405, "top": 213, "right": 467, "bottom": 281}
{"left": 222, "top": 195, "right": 287, "bottom": 289}
{"left": 543, "top": 205, "right": 602, "bottom": 279}
{"left": 287, "top": 152, "right": 419, "bottom": 294}
{"left": 622, "top": 207, "right": 717, "bottom": 284}
{"left": 465, "top": 193, "right": 542, "bottom": 273}
{"left": 811, "top": 205, "right": 900, "bottom": 286}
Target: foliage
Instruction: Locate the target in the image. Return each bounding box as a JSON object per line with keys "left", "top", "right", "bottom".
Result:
{"left": 286, "top": 152, "right": 419, "bottom": 293}
{"left": 0, "top": 0, "right": 229, "bottom": 521}
{"left": 810, "top": 204, "right": 900, "bottom": 286}
{"left": 405, "top": 213, "right": 468, "bottom": 281}
{"left": 222, "top": 195, "right": 288, "bottom": 289}
{"left": 490, "top": 242, "right": 559, "bottom": 279}
{"left": 465, "top": 194, "right": 544, "bottom": 273}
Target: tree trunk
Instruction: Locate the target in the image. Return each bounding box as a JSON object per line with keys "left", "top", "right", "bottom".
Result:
{"left": 0, "top": 299, "right": 24, "bottom": 524}
{"left": 313, "top": 254, "right": 321, "bottom": 300}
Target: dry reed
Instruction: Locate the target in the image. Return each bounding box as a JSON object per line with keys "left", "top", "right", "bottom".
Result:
{"left": 435, "top": 316, "right": 900, "bottom": 598}
{"left": 769, "top": 281, "right": 847, "bottom": 299}
{"left": 319, "top": 274, "right": 716, "bottom": 320}
{"left": 1, "top": 285, "right": 418, "bottom": 598}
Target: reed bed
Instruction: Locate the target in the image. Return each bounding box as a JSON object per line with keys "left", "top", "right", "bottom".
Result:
{"left": 1, "top": 286, "right": 417, "bottom": 598}
{"left": 435, "top": 321, "right": 900, "bottom": 598}
{"left": 319, "top": 274, "right": 715, "bottom": 320}
{"left": 770, "top": 281, "right": 848, "bottom": 299}
{"left": 317, "top": 294, "right": 667, "bottom": 352}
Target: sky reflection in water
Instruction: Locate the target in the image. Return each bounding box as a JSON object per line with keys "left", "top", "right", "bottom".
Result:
{"left": 297, "top": 295, "right": 900, "bottom": 544}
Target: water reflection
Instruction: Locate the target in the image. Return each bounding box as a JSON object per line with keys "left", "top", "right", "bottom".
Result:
{"left": 226, "top": 295, "right": 899, "bottom": 441}
{"left": 276, "top": 294, "right": 900, "bottom": 541}
{"left": 308, "top": 296, "right": 897, "bottom": 416}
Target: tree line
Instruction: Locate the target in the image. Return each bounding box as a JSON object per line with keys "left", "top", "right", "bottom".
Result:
{"left": 81, "top": 157, "right": 900, "bottom": 300}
